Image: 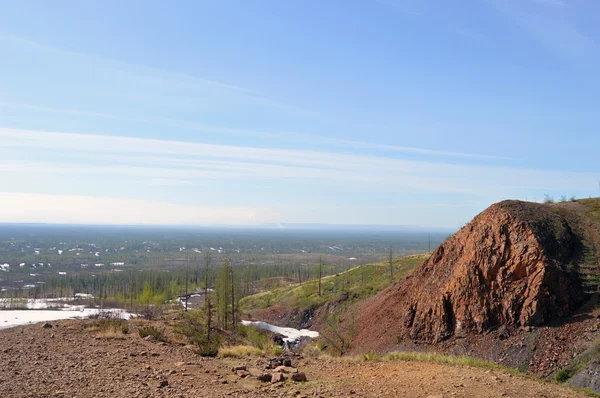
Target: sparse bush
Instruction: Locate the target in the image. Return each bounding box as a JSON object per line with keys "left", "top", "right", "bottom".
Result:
{"left": 570, "top": 195, "right": 577, "bottom": 202}
{"left": 138, "top": 325, "right": 167, "bottom": 342}
{"left": 174, "top": 309, "right": 221, "bottom": 356}
{"left": 87, "top": 310, "right": 121, "bottom": 320}
{"left": 383, "top": 351, "right": 512, "bottom": 372}
{"left": 544, "top": 194, "right": 555, "bottom": 204}
{"left": 138, "top": 304, "right": 165, "bottom": 321}
{"left": 239, "top": 325, "right": 269, "bottom": 349}
{"left": 238, "top": 324, "right": 285, "bottom": 355}
{"left": 272, "top": 345, "right": 284, "bottom": 356}
{"left": 195, "top": 337, "right": 221, "bottom": 357}
{"left": 85, "top": 318, "right": 129, "bottom": 337}
{"left": 219, "top": 345, "right": 262, "bottom": 358}
{"left": 560, "top": 195, "right": 568, "bottom": 203}
{"left": 320, "top": 307, "right": 357, "bottom": 356}
{"left": 517, "top": 363, "right": 529, "bottom": 373}
{"left": 555, "top": 368, "right": 572, "bottom": 383}
{"left": 361, "top": 352, "right": 382, "bottom": 361}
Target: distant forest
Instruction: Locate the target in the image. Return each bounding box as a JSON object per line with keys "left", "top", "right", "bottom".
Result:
{"left": 0, "top": 224, "right": 449, "bottom": 302}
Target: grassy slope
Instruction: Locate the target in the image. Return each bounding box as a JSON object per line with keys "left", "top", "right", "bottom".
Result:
{"left": 240, "top": 254, "right": 428, "bottom": 315}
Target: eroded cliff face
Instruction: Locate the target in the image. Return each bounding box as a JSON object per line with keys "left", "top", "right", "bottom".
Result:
{"left": 357, "top": 201, "right": 588, "bottom": 347}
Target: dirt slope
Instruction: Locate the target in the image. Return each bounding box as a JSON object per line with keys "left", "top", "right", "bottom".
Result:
{"left": 0, "top": 319, "right": 587, "bottom": 398}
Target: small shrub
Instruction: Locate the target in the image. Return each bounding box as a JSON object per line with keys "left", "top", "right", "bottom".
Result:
{"left": 316, "top": 340, "right": 327, "bottom": 352}
{"left": 362, "top": 352, "right": 382, "bottom": 361}
{"left": 87, "top": 310, "right": 121, "bottom": 320}
{"left": 85, "top": 318, "right": 129, "bottom": 338}
{"left": 383, "top": 351, "right": 508, "bottom": 371}
{"left": 173, "top": 309, "right": 221, "bottom": 356}
{"left": 195, "top": 336, "right": 221, "bottom": 357}
{"left": 543, "top": 194, "right": 555, "bottom": 204}
{"left": 138, "top": 325, "right": 166, "bottom": 342}
{"left": 555, "top": 368, "right": 572, "bottom": 383}
{"left": 271, "top": 345, "right": 284, "bottom": 356}
{"left": 239, "top": 325, "right": 269, "bottom": 349}
{"left": 301, "top": 341, "right": 324, "bottom": 357}
{"left": 517, "top": 363, "right": 529, "bottom": 373}
{"left": 220, "top": 345, "right": 262, "bottom": 358}
{"left": 138, "top": 304, "right": 165, "bottom": 321}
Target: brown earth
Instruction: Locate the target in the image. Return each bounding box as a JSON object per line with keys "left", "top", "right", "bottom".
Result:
{"left": 0, "top": 319, "right": 587, "bottom": 398}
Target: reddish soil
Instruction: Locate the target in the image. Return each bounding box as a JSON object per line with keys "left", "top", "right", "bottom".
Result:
{"left": 0, "top": 319, "right": 587, "bottom": 398}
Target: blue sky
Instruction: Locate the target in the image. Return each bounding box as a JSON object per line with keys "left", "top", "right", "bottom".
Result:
{"left": 0, "top": 0, "right": 598, "bottom": 228}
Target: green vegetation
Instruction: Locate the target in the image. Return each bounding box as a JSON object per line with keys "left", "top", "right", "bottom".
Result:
{"left": 544, "top": 194, "right": 555, "bottom": 204}
{"left": 553, "top": 337, "right": 600, "bottom": 385}
{"left": 562, "top": 198, "right": 600, "bottom": 293}
{"left": 237, "top": 325, "right": 284, "bottom": 355}
{"left": 240, "top": 254, "right": 427, "bottom": 314}
{"left": 214, "top": 258, "right": 241, "bottom": 330}
{"left": 320, "top": 306, "right": 358, "bottom": 356}
{"left": 380, "top": 351, "right": 519, "bottom": 372}
{"left": 138, "top": 325, "right": 167, "bottom": 342}
{"left": 0, "top": 224, "right": 446, "bottom": 301}
{"left": 174, "top": 309, "right": 221, "bottom": 357}
{"left": 85, "top": 318, "right": 129, "bottom": 336}
{"left": 555, "top": 368, "right": 572, "bottom": 383}
{"left": 219, "top": 345, "right": 263, "bottom": 358}
{"left": 578, "top": 198, "right": 600, "bottom": 223}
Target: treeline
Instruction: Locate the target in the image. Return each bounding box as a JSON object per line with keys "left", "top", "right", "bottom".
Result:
{"left": 0, "top": 255, "right": 354, "bottom": 305}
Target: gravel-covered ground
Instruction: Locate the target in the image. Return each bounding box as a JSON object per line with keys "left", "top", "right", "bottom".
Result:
{"left": 0, "top": 319, "right": 587, "bottom": 398}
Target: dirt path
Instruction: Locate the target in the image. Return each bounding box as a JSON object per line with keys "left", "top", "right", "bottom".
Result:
{"left": 0, "top": 320, "right": 586, "bottom": 398}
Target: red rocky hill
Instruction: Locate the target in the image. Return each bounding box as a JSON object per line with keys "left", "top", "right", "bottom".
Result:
{"left": 355, "top": 200, "right": 599, "bottom": 352}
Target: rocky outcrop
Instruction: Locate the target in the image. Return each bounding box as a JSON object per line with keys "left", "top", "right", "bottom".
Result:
{"left": 356, "top": 200, "right": 589, "bottom": 347}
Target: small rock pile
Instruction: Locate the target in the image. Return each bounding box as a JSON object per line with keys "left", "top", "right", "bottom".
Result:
{"left": 232, "top": 356, "right": 307, "bottom": 383}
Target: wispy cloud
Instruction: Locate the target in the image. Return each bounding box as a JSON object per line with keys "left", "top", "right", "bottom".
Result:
{"left": 0, "top": 33, "right": 255, "bottom": 95}
{"left": 0, "top": 33, "right": 316, "bottom": 116}
{"left": 0, "top": 127, "right": 594, "bottom": 196}
{"left": 0, "top": 101, "right": 506, "bottom": 160}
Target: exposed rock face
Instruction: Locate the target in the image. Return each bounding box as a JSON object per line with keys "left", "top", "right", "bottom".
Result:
{"left": 357, "top": 200, "right": 588, "bottom": 346}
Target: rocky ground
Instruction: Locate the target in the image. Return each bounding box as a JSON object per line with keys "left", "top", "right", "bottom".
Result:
{"left": 0, "top": 319, "right": 588, "bottom": 398}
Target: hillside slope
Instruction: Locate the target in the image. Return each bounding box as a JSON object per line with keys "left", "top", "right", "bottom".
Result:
{"left": 240, "top": 254, "right": 426, "bottom": 329}
{"left": 351, "top": 199, "right": 600, "bottom": 389}
{"left": 356, "top": 200, "right": 597, "bottom": 347}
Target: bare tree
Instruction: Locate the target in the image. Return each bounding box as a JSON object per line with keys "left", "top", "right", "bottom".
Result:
{"left": 185, "top": 264, "right": 189, "bottom": 312}
{"left": 230, "top": 263, "right": 236, "bottom": 330}
{"left": 360, "top": 261, "right": 365, "bottom": 286}
{"left": 320, "top": 308, "right": 358, "bottom": 356}
{"left": 204, "top": 251, "right": 212, "bottom": 340}
{"left": 388, "top": 245, "right": 393, "bottom": 283}
{"left": 318, "top": 256, "right": 323, "bottom": 297}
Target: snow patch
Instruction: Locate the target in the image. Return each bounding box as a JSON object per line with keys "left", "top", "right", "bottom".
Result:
{"left": 241, "top": 320, "right": 319, "bottom": 344}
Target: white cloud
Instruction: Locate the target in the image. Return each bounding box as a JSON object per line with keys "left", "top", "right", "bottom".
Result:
{"left": 0, "top": 127, "right": 596, "bottom": 199}
{"left": 0, "top": 101, "right": 504, "bottom": 160}
{"left": 0, "top": 192, "right": 276, "bottom": 225}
